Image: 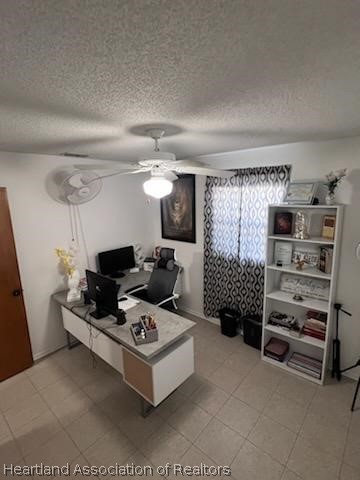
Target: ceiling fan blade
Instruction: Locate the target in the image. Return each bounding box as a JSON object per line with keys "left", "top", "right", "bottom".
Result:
{"left": 74, "top": 162, "right": 139, "bottom": 171}
{"left": 169, "top": 159, "right": 235, "bottom": 178}
{"left": 97, "top": 167, "right": 151, "bottom": 181}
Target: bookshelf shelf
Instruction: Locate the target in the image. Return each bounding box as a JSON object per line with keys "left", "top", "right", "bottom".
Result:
{"left": 267, "top": 263, "right": 331, "bottom": 280}
{"left": 268, "top": 235, "right": 334, "bottom": 245}
{"left": 262, "top": 204, "right": 343, "bottom": 385}
{"left": 264, "top": 324, "right": 325, "bottom": 349}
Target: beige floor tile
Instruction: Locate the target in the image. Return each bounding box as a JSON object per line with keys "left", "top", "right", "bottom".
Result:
{"left": 177, "top": 373, "right": 206, "bottom": 397}
{"left": 300, "top": 412, "right": 347, "bottom": 458}
{"left": 116, "top": 450, "right": 158, "bottom": 480}
{"left": 66, "top": 407, "right": 113, "bottom": 452}
{"left": 168, "top": 401, "right": 211, "bottom": 442}
{"left": 343, "top": 429, "right": 360, "bottom": 470}
{"left": 195, "top": 352, "right": 223, "bottom": 379}
{"left": 12, "top": 410, "right": 61, "bottom": 456}
{"left": 231, "top": 440, "right": 284, "bottom": 480}
{"left": 0, "top": 414, "right": 11, "bottom": 441}
{"left": 247, "top": 363, "right": 284, "bottom": 391}
{"left": 307, "top": 380, "right": 353, "bottom": 427}
{"left": 97, "top": 391, "right": 138, "bottom": 424}
{"left": 339, "top": 463, "right": 360, "bottom": 480}
{"left": 192, "top": 382, "right": 229, "bottom": 416}
{"left": 233, "top": 379, "right": 274, "bottom": 412}
{"left": 263, "top": 393, "right": 307, "bottom": 433}
{"left": 0, "top": 435, "right": 23, "bottom": 464}
{"left": 168, "top": 445, "right": 221, "bottom": 480}
{"left": 5, "top": 393, "right": 49, "bottom": 431}
{"left": 40, "top": 376, "right": 82, "bottom": 407}
{"left": 51, "top": 390, "right": 94, "bottom": 427}
{"left": 281, "top": 469, "right": 302, "bottom": 480}
{"left": 248, "top": 415, "right": 296, "bottom": 465}
{"left": 26, "top": 357, "right": 68, "bottom": 390}
{"left": 117, "top": 410, "right": 165, "bottom": 447}
{"left": 84, "top": 427, "right": 135, "bottom": 466}
{"left": 195, "top": 417, "right": 245, "bottom": 465}
{"left": 223, "top": 348, "right": 260, "bottom": 373}
{"left": 216, "top": 396, "right": 259, "bottom": 437}
{"left": 208, "top": 365, "right": 247, "bottom": 393}
{"left": 287, "top": 436, "right": 341, "bottom": 480}
{"left": 0, "top": 374, "right": 37, "bottom": 412}
{"left": 25, "top": 429, "right": 80, "bottom": 468}
{"left": 276, "top": 374, "right": 317, "bottom": 408}
{"left": 81, "top": 373, "right": 123, "bottom": 404}
{"left": 140, "top": 423, "right": 190, "bottom": 468}
{"left": 155, "top": 390, "right": 187, "bottom": 420}
{"left": 53, "top": 455, "right": 96, "bottom": 480}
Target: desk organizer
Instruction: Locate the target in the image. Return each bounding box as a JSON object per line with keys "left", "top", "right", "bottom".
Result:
{"left": 130, "top": 317, "right": 159, "bottom": 345}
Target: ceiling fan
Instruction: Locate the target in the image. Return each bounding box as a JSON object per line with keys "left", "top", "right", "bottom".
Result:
{"left": 74, "top": 128, "right": 235, "bottom": 198}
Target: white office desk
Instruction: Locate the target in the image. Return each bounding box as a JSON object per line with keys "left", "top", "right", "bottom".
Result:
{"left": 53, "top": 271, "right": 194, "bottom": 415}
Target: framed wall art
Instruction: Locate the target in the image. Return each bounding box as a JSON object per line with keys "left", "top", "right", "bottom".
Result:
{"left": 160, "top": 174, "right": 196, "bottom": 243}
{"left": 284, "top": 182, "right": 317, "bottom": 204}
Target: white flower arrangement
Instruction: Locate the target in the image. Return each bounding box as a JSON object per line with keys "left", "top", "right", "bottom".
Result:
{"left": 324, "top": 169, "right": 347, "bottom": 195}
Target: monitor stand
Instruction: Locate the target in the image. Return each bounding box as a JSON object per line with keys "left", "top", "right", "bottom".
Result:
{"left": 109, "top": 271, "right": 125, "bottom": 279}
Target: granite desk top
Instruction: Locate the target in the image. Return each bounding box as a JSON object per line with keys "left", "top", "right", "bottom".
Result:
{"left": 52, "top": 276, "right": 194, "bottom": 361}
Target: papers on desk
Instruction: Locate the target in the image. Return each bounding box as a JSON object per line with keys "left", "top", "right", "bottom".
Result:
{"left": 118, "top": 296, "right": 140, "bottom": 311}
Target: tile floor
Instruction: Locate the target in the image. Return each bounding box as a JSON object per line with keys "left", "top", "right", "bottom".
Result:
{"left": 0, "top": 313, "right": 359, "bottom": 480}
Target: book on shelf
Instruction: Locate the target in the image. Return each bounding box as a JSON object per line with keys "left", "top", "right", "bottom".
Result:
{"left": 287, "top": 352, "right": 322, "bottom": 379}
{"left": 264, "top": 337, "right": 289, "bottom": 362}
{"left": 319, "top": 246, "right": 333, "bottom": 274}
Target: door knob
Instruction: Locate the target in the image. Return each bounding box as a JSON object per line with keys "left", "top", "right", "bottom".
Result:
{"left": 12, "top": 289, "right": 22, "bottom": 297}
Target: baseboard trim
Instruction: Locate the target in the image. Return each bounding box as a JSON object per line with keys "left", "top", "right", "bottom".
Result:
{"left": 33, "top": 341, "right": 67, "bottom": 361}
{"left": 179, "top": 306, "right": 219, "bottom": 325}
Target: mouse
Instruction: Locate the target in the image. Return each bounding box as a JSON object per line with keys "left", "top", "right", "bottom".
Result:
{"left": 118, "top": 296, "right": 127, "bottom": 302}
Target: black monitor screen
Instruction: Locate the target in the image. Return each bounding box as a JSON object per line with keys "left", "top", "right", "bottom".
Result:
{"left": 98, "top": 246, "right": 135, "bottom": 275}
{"left": 86, "top": 270, "right": 118, "bottom": 318}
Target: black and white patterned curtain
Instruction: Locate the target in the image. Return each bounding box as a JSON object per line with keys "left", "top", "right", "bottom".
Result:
{"left": 203, "top": 165, "right": 290, "bottom": 317}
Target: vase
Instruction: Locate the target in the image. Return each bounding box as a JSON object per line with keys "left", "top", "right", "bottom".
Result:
{"left": 67, "top": 269, "right": 81, "bottom": 302}
{"left": 325, "top": 192, "right": 335, "bottom": 205}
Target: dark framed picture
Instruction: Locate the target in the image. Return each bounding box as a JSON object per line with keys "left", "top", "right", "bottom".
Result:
{"left": 274, "top": 212, "right": 293, "bottom": 235}
{"left": 161, "top": 175, "right": 196, "bottom": 243}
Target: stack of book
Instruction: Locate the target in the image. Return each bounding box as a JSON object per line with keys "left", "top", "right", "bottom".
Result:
{"left": 302, "top": 310, "right": 327, "bottom": 341}
{"left": 287, "top": 352, "right": 322, "bottom": 379}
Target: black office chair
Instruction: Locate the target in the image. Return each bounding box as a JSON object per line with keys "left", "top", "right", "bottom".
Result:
{"left": 125, "top": 248, "right": 181, "bottom": 310}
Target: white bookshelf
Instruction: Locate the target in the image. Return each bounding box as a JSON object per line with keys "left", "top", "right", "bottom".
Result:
{"left": 261, "top": 204, "right": 343, "bottom": 385}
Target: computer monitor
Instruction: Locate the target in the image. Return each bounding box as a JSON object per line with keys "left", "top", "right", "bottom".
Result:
{"left": 86, "top": 270, "right": 118, "bottom": 319}
{"left": 98, "top": 246, "right": 135, "bottom": 278}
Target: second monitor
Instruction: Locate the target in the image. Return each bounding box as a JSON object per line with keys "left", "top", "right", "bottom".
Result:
{"left": 98, "top": 245, "right": 135, "bottom": 278}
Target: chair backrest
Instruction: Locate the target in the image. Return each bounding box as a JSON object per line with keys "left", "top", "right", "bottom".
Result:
{"left": 147, "top": 264, "right": 180, "bottom": 304}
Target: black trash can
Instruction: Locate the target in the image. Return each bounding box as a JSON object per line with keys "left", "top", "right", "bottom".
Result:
{"left": 242, "top": 314, "right": 262, "bottom": 350}
{"left": 219, "top": 308, "right": 240, "bottom": 337}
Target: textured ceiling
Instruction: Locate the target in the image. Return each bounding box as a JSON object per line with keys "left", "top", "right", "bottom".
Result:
{"left": 1, "top": 0, "right": 360, "bottom": 162}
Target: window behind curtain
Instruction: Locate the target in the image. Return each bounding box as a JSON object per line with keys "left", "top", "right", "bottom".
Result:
{"left": 203, "top": 165, "right": 290, "bottom": 317}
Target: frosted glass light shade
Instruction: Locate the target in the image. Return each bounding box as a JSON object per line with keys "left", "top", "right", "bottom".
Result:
{"left": 143, "top": 177, "right": 173, "bottom": 199}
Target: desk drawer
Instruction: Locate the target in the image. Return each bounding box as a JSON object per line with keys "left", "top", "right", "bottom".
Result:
{"left": 61, "top": 307, "right": 123, "bottom": 373}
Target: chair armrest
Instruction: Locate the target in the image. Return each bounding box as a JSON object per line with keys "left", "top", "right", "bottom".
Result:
{"left": 156, "top": 293, "right": 179, "bottom": 307}
{"left": 125, "top": 284, "right": 148, "bottom": 295}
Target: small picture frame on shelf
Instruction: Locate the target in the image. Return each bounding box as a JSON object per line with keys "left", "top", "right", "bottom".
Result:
{"left": 322, "top": 215, "right": 336, "bottom": 240}
{"left": 274, "top": 212, "right": 293, "bottom": 235}
{"left": 284, "top": 182, "right": 317, "bottom": 205}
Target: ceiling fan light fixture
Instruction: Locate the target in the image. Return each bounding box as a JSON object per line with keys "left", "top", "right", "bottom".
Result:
{"left": 143, "top": 176, "right": 173, "bottom": 199}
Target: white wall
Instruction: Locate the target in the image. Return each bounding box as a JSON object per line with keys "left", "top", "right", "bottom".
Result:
{"left": 154, "top": 136, "right": 360, "bottom": 379}
{"left": 0, "top": 152, "right": 154, "bottom": 360}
